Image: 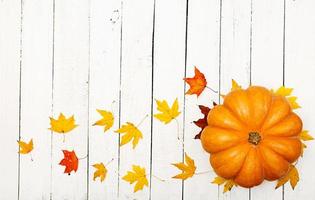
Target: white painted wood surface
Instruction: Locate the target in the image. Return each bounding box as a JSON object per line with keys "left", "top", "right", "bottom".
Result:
{"left": 1, "top": 0, "right": 315, "bottom": 199}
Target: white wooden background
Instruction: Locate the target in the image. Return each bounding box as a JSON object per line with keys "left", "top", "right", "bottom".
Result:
{"left": 0, "top": 0, "right": 315, "bottom": 199}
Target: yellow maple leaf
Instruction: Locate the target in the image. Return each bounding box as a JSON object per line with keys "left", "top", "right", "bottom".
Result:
{"left": 274, "top": 86, "right": 301, "bottom": 109}
{"left": 211, "top": 176, "right": 237, "bottom": 193}
{"left": 211, "top": 176, "right": 226, "bottom": 185}
{"left": 122, "top": 165, "right": 148, "bottom": 192}
{"left": 276, "top": 165, "right": 299, "bottom": 189}
{"left": 154, "top": 98, "right": 181, "bottom": 124}
{"left": 300, "top": 130, "right": 314, "bottom": 141}
{"left": 17, "top": 139, "right": 33, "bottom": 154}
{"left": 49, "top": 113, "right": 78, "bottom": 133}
{"left": 92, "top": 162, "right": 107, "bottom": 182}
{"left": 172, "top": 153, "right": 196, "bottom": 180}
{"left": 115, "top": 122, "right": 143, "bottom": 149}
{"left": 231, "top": 79, "right": 242, "bottom": 91}
{"left": 93, "top": 109, "right": 114, "bottom": 132}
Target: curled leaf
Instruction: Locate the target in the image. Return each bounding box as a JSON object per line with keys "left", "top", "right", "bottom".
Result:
{"left": 276, "top": 165, "right": 299, "bottom": 190}
{"left": 184, "top": 67, "right": 207, "bottom": 97}
{"left": 93, "top": 109, "right": 114, "bottom": 132}
{"left": 115, "top": 122, "right": 143, "bottom": 149}
{"left": 17, "top": 139, "right": 33, "bottom": 154}
{"left": 193, "top": 103, "right": 217, "bottom": 139}
{"left": 172, "top": 153, "right": 196, "bottom": 180}
{"left": 211, "top": 176, "right": 236, "bottom": 193}
{"left": 92, "top": 162, "right": 107, "bottom": 182}
{"left": 122, "top": 165, "right": 148, "bottom": 192}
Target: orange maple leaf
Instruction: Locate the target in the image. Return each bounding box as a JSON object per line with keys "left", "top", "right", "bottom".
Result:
{"left": 59, "top": 150, "right": 79, "bottom": 175}
{"left": 184, "top": 67, "right": 207, "bottom": 97}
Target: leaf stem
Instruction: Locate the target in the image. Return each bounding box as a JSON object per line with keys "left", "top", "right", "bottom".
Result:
{"left": 105, "top": 158, "right": 114, "bottom": 166}
{"left": 30, "top": 152, "right": 34, "bottom": 162}
{"left": 195, "top": 170, "right": 212, "bottom": 175}
{"left": 78, "top": 155, "right": 88, "bottom": 160}
{"left": 62, "top": 134, "right": 65, "bottom": 143}
{"left": 206, "top": 85, "right": 218, "bottom": 93}
{"left": 174, "top": 118, "right": 180, "bottom": 141}
{"left": 136, "top": 114, "right": 149, "bottom": 127}
{"left": 152, "top": 174, "right": 166, "bottom": 182}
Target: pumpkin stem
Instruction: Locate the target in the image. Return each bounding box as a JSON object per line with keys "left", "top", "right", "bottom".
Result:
{"left": 248, "top": 132, "right": 261, "bottom": 145}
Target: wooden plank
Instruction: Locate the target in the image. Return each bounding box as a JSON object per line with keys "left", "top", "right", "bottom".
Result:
{"left": 284, "top": 0, "right": 315, "bottom": 199}
{"left": 183, "top": 0, "right": 220, "bottom": 199}
{"left": 118, "top": 0, "right": 154, "bottom": 199}
{"left": 51, "top": 0, "right": 90, "bottom": 199}
{"left": 88, "top": 0, "right": 121, "bottom": 198}
{"left": 0, "top": 0, "right": 21, "bottom": 199}
{"left": 18, "top": 0, "right": 53, "bottom": 199}
{"left": 150, "top": 0, "right": 186, "bottom": 199}
{"left": 219, "top": 0, "right": 251, "bottom": 199}
{"left": 250, "top": 0, "right": 284, "bottom": 199}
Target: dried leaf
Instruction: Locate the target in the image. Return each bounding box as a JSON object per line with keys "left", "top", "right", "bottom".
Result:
{"left": 274, "top": 86, "right": 301, "bottom": 109}
{"left": 17, "top": 139, "right": 33, "bottom": 154}
{"left": 115, "top": 122, "right": 143, "bottom": 149}
{"left": 300, "top": 130, "right": 314, "bottom": 141}
{"left": 122, "top": 165, "right": 148, "bottom": 192}
{"left": 276, "top": 165, "right": 299, "bottom": 190}
{"left": 59, "top": 150, "right": 79, "bottom": 175}
{"left": 154, "top": 98, "right": 180, "bottom": 124}
{"left": 184, "top": 67, "right": 207, "bottom": 97}
{"left": 93, "top": 109, "right": 114, "bottom": 132}
{"left": 49, "top": 113, "right": 78, "bottom": 133}
{"left": 211, "top": 176, "right": 225, "bottom": 185}
{"left": 193, "top": 105, "right": 211, "bottom": 139}
{"left": 224, "top": 180, "right": 236, "bottom": 193}
{"left": 211, "top": 176, "right": 236, "bottom": 193}
{"left": 92, "top": 162, "right": 107, "bottom": 182}
{"left": 231, "top": 79, "right": 242, "bottom": 91}
{"left": 172, "top": 153, "right": 196, "bottom": 180}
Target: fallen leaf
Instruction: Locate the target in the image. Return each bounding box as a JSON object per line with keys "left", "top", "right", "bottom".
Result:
{"left": 122, "top": 165, "right": 148, "bottom": 192}
{"left": 49, "top": 113, "right": 78, "bottom": 133}
{"left": 93, "top": 109, "right": 114, "bottom": 132}
{"left": 154, "top": 98, "right": 180, "bottom": 124}
{"left": 231, "top": 79, "right": 242, "bottom": 91}
{"left": 224, "top": 180, "right": 236, "bottom": 193}
{"left": 59, "top": 150, "right": 79, "bottom": 175}
{"left": 193, "top": 102, "right": 217, "bottom": 139}
{"left": 17, "top": 139, "right": 33, "bottom": 154}
{"left": 211, "top": 176, "right": 226, "bottom": 185}
{"left": 92, "top": 162, "right": 107, "bottom": 182}
{"left": 211, "top": 176, "right": 236, "bottom": 193}
{"left": 115, "top": 122, "right": 143, "bottom": 149}
{"left": 172, "top": 153, "right": 196, "bottom": 180}
{"left": 184, "top": 67, "right": 207, "bottom": 97}
{"left": 276, "top": 165, "right": 299, "bottom": 190}
{"left": 274, "top": 86, "right": 301, "bottom": 109}
{"left": 300, "top": 130, "right": 314, "bottom": 141}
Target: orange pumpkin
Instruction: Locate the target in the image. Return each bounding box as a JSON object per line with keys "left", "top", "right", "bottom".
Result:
{"left": 201, "top": 86, "right": 302, "bottom": 188}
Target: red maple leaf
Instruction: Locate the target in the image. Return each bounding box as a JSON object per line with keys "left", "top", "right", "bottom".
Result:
{"left": 184, "top": 67, "right": 207, "bottom": 97}
{"left": 194, "top": 102, "right": 217, "bottom": 139}
{"left": 59, "top": 150, "right": 79, "bottom": 175}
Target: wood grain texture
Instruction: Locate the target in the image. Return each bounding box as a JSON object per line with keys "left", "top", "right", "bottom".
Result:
{"left": 19, "top": 0, "right": 53, "bottom": 199}
{"left": 88, "top": 0, "right": 121, "bottom": 199}
{"left": 0, "top": 0, "right": 20, "bottom": 199}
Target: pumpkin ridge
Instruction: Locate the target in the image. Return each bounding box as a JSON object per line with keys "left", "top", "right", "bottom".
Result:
{"left": 258, "top": 145, "right": 291, "bottom": 180}
{"left": 260, "top": 95, "right": 292, "bottom": 131}
{"left": 208, "top": 125, "right": 248, "bottom": 138}
{"left": 262, "top": 112, "right": 301, "bottom": 136}
{"left": 231, "top": 145, "right": 252, "bottom": 179}
{"left": 246, "top": 87, "right": 273, "bottom": 130}
{"left": 221, "top": 103, "right": 248, "bottom": 130}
